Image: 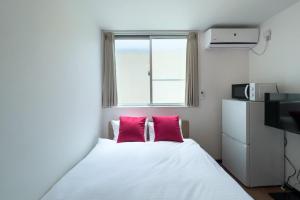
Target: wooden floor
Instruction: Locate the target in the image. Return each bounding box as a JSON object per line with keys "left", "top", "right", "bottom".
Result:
{"left": 243, "top": 186, "right": 283, "bottom": 200}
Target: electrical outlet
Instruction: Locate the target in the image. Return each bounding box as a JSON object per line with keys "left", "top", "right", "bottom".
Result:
{"left": 264, "top": 29, "right": 272, "bottom": 41}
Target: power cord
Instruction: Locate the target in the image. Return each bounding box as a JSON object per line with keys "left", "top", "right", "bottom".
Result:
{"left": 285, "top": 155, "right": 297, "bottom": 185}
{"left": 276, "top": 84, "right": 280, "bottom": 94}
{"left": 284, "top": 132, "right": 298, "bottom": 186}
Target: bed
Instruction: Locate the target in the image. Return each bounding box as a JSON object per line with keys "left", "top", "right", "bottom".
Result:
{"left": 42, "top": 132, "right": 253, "bottom": 200}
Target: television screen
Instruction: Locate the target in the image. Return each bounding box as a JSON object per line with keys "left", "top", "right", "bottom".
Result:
{"left": 265, "top": 93, "right": 300, "bottom": 134}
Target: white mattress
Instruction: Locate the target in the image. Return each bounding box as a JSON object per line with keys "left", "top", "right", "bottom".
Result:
{"left": 42, "top": 139, "right": 253, "bottom": 200}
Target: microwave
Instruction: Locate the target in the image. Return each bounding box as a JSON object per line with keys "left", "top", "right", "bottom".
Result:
{"left": 232, "top": 83, "right": 277, "bottom": 101}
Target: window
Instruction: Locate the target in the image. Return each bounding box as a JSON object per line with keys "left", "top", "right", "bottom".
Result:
{"left": 115, "top": 36, "right": 187, "bottom": 106}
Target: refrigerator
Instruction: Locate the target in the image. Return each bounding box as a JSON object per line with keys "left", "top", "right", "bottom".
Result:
{"left": 222, "top": 99, "right": 284, "bottom": 187}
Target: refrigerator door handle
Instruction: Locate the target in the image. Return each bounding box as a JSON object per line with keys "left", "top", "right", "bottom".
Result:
{"left": 244, "top": 85, "right": 249, "bottom": 100}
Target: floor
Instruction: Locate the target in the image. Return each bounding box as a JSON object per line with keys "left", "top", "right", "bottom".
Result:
{"left": 244, "top": 186, "right": 283, "bottom": 200}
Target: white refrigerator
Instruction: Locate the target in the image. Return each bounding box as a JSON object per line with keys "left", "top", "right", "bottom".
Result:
{"left": 222, "top": 99, "right": 284, "bottom": 187}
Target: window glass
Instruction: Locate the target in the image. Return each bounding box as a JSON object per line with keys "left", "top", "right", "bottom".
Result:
{"left": 115, "top": 39, "right": 150, "bottom": 105}
{"left": 152, "top": 38, "right": 187, "bottom": 104}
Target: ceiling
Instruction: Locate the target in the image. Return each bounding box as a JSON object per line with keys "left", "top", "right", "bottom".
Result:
{"left": 87, "top": 0, "right": 299, "bottom": 30}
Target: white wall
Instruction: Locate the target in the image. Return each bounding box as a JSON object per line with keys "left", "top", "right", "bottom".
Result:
{"left": 249, "top": 1, "right": 300, "bottom": 191}
{"left": 0, "top": 1, "right": 101, "bottom": 200}
{"left": 102, "top": 33, "right": 249, "bottom": 159}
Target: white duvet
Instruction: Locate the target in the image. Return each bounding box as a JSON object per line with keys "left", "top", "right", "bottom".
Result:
{"left": 42, "top": 139, "right": 253, "bottom": 200}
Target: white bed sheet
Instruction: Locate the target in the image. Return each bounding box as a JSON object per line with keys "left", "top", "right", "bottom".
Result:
{"left": 42, "top": 139, "right": 253, "bottom": 200}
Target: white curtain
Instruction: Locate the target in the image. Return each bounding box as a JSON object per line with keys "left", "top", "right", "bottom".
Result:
{"left": 185, "top": 32, "right": 199, "bottom": 107}
{"left": 102, "top": 32, "right": 118, "bottom": 108}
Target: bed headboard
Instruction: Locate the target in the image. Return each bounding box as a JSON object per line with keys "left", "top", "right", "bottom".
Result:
{"left": 107, "top": 120, "right": 190, "bottom": 139}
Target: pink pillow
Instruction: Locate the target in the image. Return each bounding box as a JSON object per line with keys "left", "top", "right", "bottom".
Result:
{"left": 117, "top": 116, "right": 147, "bottom": 143}
{"left": 152, "top": 115, "right": 184, "bottom": 142}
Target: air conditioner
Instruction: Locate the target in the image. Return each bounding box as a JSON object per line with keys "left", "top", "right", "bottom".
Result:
{"left": 204, "top": 28, "right": 259, "bottom": 48}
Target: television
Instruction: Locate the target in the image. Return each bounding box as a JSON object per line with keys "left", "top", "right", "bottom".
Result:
{"left": 265, "top": 93, "right": 300, "bottom": 134}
